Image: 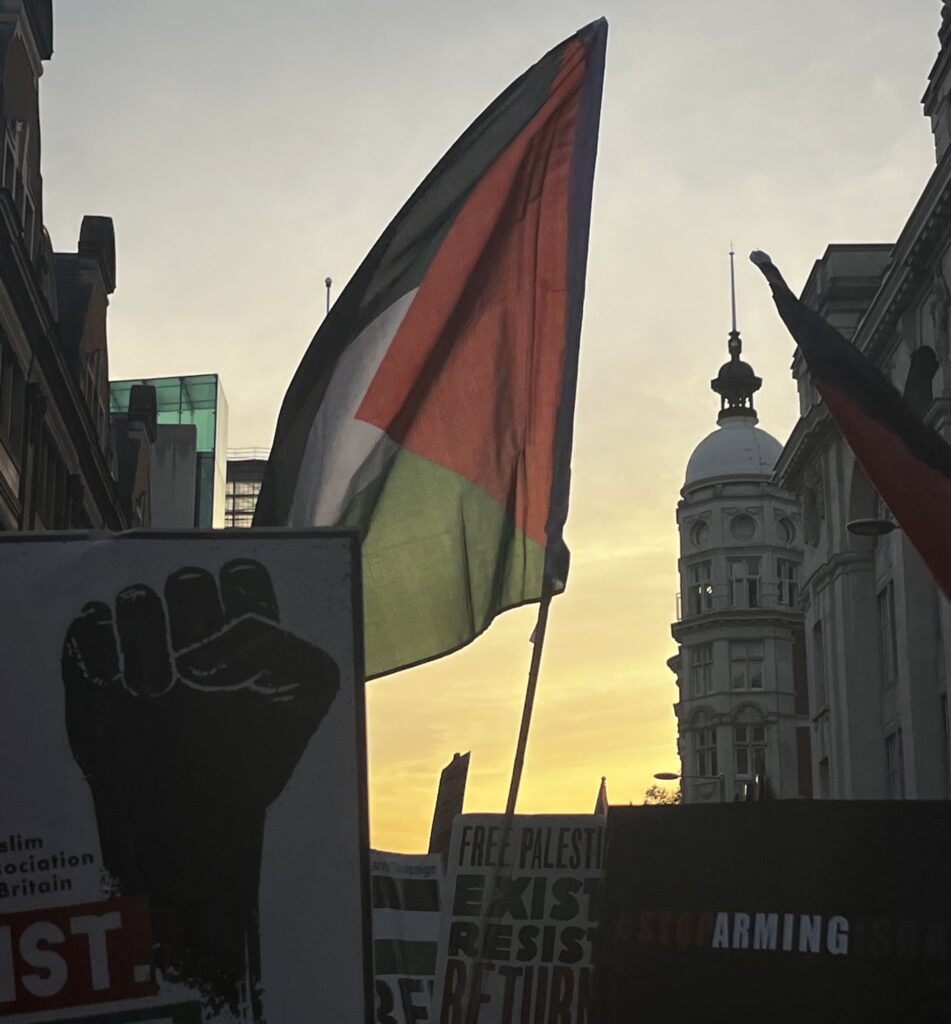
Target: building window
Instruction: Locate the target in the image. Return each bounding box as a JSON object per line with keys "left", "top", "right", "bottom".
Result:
{"left": 730, "top": 641, "right": 764, "bottom": 690}
{"left": 2, "top": 122, "right": 36, "bottom": 255}
{"left": 33, "top": 429, "right": 67, "bottom": 529}
{"left": 812, "top": 620, "right": 827, "bottom": 709}
{"left": 878, "top": 583, "right": 898, "bottom": 686}
{"left": 729, "top": 514, "right": 756, "bottom": 542}
{"left": 0, "top": 342, "right": 26, "bottom": 463}
{"left": 777, "top": 559, "right": 798, "bottom": 607}
{"left": 694, "top": 726, "right": 718, "bottom": 777}
{"left": 687, "top": 561, "right": 714, "bottom": 615}
{"left": 689, "top": 644, "right": 713, "bottom": 697}
{"left": 734, "top": 723, "right": 766, "bottom": 777}
{"left": 82, "top": 351, "right": 99, "bottom": 407}
{"left": 885, "top": 729, "right": 905, "bottom": 799}
{"left": 728, "top": 556, "right": 760, "bottom": 608}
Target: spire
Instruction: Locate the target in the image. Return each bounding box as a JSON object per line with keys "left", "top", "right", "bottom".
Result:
{"left": 711, "top": 246, "right": 761, "bottom": 422}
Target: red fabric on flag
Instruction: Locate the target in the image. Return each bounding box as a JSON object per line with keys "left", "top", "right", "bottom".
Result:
{"left": 356, "top": 42, "right": 586, "bottom": 547}
{"left": 818, "top": 379, "right": 951, "bottom": 599}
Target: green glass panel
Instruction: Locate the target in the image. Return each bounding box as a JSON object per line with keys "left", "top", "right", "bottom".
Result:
{"left": 110, "top": 374, "right": 227, "bottom": 526}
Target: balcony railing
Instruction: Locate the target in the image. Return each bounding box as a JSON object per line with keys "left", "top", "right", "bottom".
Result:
{"left": 675, "top": 579, "right": 799, "bottom": 621}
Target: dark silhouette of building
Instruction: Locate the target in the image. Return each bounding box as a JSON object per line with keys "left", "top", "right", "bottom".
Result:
{"left": 0, "top": 0, "right": 144, "bottom": 531}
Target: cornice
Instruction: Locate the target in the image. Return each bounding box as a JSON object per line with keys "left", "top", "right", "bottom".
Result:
{"left": 855, "top": 147, "right": 951, "bottom": 363}
{"left": 671, "top": 607, "right": 804, "bottom": 644}
{"left": 805, "top": 550, "right": 874, "bottom": 595}
{"left": 773, "top": 404, "right": 837, "bottom": 491}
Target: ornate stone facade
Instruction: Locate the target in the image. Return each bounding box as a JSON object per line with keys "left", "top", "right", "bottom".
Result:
{"left": 773, "top": 5, "right": 951, "bottom": 799}
{"left": 671, "top": 311, "right": 811, "bottom": 802}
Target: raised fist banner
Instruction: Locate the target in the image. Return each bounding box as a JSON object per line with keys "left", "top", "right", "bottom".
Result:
{"left": 62, "top": 559, "right": 340, "bottom": 1014}
{"left": 0, "top": 532, "right": 371, "bottom": 1023}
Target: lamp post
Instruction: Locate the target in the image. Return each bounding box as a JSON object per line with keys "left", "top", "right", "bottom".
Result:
{"left": 846, "top": 518, "right": 898, "bottom": 538}
{"left": 654, "top": 770, "right": 726, "bottom": 802}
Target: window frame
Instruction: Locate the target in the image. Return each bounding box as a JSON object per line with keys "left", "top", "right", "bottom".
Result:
{"left": 733, "top": 722, "right": 767, "bottom": 777}
{"left": 728, "top": 556, "right": 760, "bottom": 609}
{"left": 878, "top": 582, "right": 899, "bottom": 687}
{"left": 689, "top": 643, "right": 714, "bottom": 697}
{"left": 777, "top": 558, "right": 799, "bottom": 607}
{"left": 694, "top": 725, "right": 718, "bottom": 778}
{"left": 686, "top": 560, "right": 714, "bottom": 616}
{"left": 730, "top": 640, "right": 765, "bottom": 691}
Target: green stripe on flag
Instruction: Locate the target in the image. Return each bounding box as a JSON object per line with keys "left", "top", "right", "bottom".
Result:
{"left": 341, "top": 449, "right": 545, "bottom": 677}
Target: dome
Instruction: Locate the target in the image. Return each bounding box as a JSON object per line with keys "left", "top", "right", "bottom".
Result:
{"left": 684, "top": 414, "right": 783, "bottom": 487}
{"left": 716, "top": 358, "right": 757, "bottom": 381}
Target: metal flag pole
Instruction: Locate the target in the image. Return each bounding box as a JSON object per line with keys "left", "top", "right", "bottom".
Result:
{"left": 324, "top": 276, "right": 333, "bottom": 316}
{"left": 505, "top": 574, "right": 556, "bottom": 815}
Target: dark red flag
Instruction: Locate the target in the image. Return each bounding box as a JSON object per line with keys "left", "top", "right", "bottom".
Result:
{"left": 751, "top": 249, "right": 951, "bottom": 600}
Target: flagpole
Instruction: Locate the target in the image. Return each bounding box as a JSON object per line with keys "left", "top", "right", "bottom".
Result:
{"left": 505, "top": 574, "right": 556, "bottom": 815}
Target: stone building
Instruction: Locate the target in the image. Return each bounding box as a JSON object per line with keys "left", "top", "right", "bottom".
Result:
{"left": 0, "top": 0, "right": 140, "bottom": 532}
{"left": 773, "top": 3, "right": 951, "bottom": 800}
{"left": 670, "top": 298, "right": 811, "bottom": 802}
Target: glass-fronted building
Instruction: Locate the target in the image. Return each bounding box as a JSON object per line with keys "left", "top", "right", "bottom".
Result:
{"left": 225, "top": 448, "right": 269, "bottom": 528}
{"left": 110, "top": 374, "right": 228, "bottom": 528}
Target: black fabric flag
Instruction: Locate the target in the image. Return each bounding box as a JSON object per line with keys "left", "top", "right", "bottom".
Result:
{"left": 751, "top": 249, "right": 951, "bottom": 600}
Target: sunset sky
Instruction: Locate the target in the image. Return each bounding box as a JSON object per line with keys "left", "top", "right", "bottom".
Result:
{"left": 39, "top": 0, "right": 943, "bottom": 850}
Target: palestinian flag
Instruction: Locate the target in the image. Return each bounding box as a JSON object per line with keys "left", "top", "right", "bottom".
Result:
{"left": 255, "top": 20, "right": 607, "bottom": 678}
{"left": 751, "top": 250, "right": 951, "bottom": 601}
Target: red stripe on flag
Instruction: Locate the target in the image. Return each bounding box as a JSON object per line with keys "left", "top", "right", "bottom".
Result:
{"left": 355, "top": 41, "right": 587, "bottom": 546}
{"left": 819, "top": 379, "right": 951, "bottom": 600}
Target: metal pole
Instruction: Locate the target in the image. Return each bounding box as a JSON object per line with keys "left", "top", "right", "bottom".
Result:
{"left": 324, "top": 276, "right": 332, "bottom": 315}
{"left": 505, "top": 576, "right": 556, "bottom": 815}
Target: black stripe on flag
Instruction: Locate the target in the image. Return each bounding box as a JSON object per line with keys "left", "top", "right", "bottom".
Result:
{"left": 371, "top": 875, "right": 441, "bottom": 912}
{"left": 373, "top": 938, "right": 438, "bottom": 976}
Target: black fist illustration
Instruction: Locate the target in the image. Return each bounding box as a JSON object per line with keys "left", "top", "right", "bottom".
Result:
{"left": 61, "top": 559, "right": 340, "bottom": 1017}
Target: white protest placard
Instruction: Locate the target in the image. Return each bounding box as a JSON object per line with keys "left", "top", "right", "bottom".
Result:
{"left": 0, "top": 530, "right": 370, "bottom": 1023}
{"left": 432, "top": 814, "right": 605, "bottom": 1024}
{"left": 371, "top": 851, "right": 443, "bottom": 1023}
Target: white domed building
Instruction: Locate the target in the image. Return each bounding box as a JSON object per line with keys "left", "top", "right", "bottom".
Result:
{"left": 669, "top": 311, "right": 813, "bottom": 801}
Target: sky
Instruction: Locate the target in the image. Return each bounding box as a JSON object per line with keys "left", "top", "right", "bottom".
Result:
{"left": 38, "top": 0, "right": 943, "bottom": 851}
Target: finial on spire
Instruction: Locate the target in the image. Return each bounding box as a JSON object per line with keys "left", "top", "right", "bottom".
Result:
{"left": 711, "top": 244, "right": 761, "bottom": 423}
{"left": 727, "top": 245, "right": 742, "bottom": 359}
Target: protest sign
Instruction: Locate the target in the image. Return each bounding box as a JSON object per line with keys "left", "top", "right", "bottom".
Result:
{"left": 432, "top": 814, "right": 605, "bottom": 1024}
{"left": 428, "top": 754, "right": 469, "bottom": 861}
{"left": 0, "top": 530, "right": 371, "bottom": 1023}
{"left": 599, "top": 802, "right": 951, "bottom": 1023}
{"left": 371, "top": 851, "right": 443, "bottom": 1023}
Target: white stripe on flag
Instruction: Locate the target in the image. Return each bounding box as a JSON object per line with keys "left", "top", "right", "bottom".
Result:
{"left": 371, "top": 907, "right": 442, "bottom": 944}
{"left": 289, "top": 289, "right": 418, "bottom": 526}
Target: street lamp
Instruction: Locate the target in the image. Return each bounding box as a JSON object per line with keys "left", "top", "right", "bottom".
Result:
{"left": 654, "top": 771, "right": 726, "bottom": 801}
{"left": 846, "top": 518, "right": 898, "bottom": 538}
